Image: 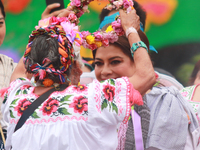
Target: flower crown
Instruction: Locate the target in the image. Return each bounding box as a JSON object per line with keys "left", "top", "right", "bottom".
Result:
{"left": 80, "top": 0, "right": 134, "bottom": 50}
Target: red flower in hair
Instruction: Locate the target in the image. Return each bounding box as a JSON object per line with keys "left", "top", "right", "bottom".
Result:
{"left": 69, "top": 96, "right": 88, "bottom": 114}
{"left": 14, "top": 98, "right": 31, "bottom": 116}
{"left": 40, "top": 98, "right": 59, "bottom": 116}
{"left": 103, "top": 84, "right": 115, "bottom": 102}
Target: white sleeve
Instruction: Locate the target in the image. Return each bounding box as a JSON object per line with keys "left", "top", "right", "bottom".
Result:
{"left": 87, "top": 77, "right": 142, "bottom": 126}
{"left": 1, "top": 78, "right": 33, "bottom": 124}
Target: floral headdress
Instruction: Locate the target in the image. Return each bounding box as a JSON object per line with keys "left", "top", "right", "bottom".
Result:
{"left": 24, "top": 17, "right": 82, "bottom": 86}
{"left": 81, "top": 0, "right": 134, "bottom": 50}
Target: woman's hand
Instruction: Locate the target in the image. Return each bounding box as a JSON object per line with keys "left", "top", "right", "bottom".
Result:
{"left": 41, "top": 3, "right": 74, "bottom": 19}
{"left": 119, "top": 9, "right": 140, "bottom": 33}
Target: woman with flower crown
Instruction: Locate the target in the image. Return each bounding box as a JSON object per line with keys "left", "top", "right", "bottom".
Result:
{"left": 0, "top": 6, "right": 157, "bottom": 150}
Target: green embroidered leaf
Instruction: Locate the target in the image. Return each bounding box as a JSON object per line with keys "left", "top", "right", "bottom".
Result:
{"left": 23, "top": 90, "right": 28, "bottom": 94}
{"left": 101, "top": 99, "right": 108, "bottom": 110}
{"left": 60, "top": 95, "right": 72, "bottom": 102}
{"left": 16, "top": 89, "right": 21, "bottom": 95}
{"left": 100, "top": 80, "right": 105, "bottom": 83}
{"left": 110, "top": 79, "right": 115, "bottom": 86}
{"left": 31, "top": 112, "right": 40, "bottom": 118}
{"left": 3, "top": 94, "right": 8, "bottom": 104}
{"left": 11, "top": 98, "right": 19, "bottom": 105}
{"left": 57, "top": 107, "right": 71, "bottom": 115}
{"left": 19, "top": 78, "right": 26, "bottom": 81}
{"left": 112, "top": 103, "right": 118, "bottom": 114}
{"left": 10, "top": 110, "right": 15, "bottom": 118}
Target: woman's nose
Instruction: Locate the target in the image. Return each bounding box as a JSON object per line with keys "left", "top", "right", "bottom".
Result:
{"left": 101, "top": 65, "right": 112, "bottom": 77}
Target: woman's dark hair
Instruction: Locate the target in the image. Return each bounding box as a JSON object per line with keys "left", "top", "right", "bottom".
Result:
{"left": 189, "top": 60, "right": 200, "bottom": 85}
{"left": 0, "top": 0, "right": 5, "bottom": 18}
{"left": 25, "top": 35, "right": 72, "bottom": 84}
{"left": 99, "top": 0, "right": 146, "bottom": 29}
{"left": 93, "top": 24, "right": 150, "bottom": 61}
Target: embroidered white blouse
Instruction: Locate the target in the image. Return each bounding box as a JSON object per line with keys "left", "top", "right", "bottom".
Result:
{"left": 1, "top": 77, "right": 141, "bottom": 150}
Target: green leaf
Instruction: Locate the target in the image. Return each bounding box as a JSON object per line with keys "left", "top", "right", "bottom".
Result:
{"left": 16, "top": 89, "right": 21, "bottom": 95}
{"left": 100, "top": 80, "right": 105, "bottom": 83}
{"left": 31, "top": 112, "right": 40, "bottom": 118}
{"left": 110, "top": 79, "right": 115, "bottom": 86}
{"left": 57, "top": 107, "right": 71, "bottom": 115}
{"left": 23, "top": 90, "right": 28, "bottom": 94}
{"left": 10, "top": 110, "right": 15, "bottom": 118}
{"left": 112, "top": 103, "right": 118, "bottom": 114}
{"left": 101, "top": 99, "right": 108, "bottom": 110}
{"left": 3, "top": 94, "right": 8, "bottom": 104}
{"left": 60, "top": 95, "right": 72, "bottom": 102}
{"left": 19, "top": 78, "right": 26, "bottom": 81}
{"left": 11, "top": 98, "right": 19, "bottom": 105}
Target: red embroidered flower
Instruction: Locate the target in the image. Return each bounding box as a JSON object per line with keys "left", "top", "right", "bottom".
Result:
{"left": 74, "top": 84, "right": 88, "bottom": 92}
{"left": 20, "top": 85, "right": 30, "bottom": 90}
{"left": 14, "top": 98, "right": 31, "bottom": 116}
{"left": 40, "top": 98, "right": 59, "bottom": 116}
{"left": 69, "top": 96, "right": 88, "bottom": 114}
{"left": 103, "top": 84, "right": 115, "bottom": 102}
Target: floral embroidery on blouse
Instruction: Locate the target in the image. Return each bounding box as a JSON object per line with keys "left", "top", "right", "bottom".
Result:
{"left": 69, "top": 95, "right": 88, "bottom": 114}
{"left": 101, "top": 79, "right": 118, "bottom": 114}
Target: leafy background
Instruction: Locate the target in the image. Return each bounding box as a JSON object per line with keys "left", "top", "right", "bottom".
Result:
{"left": 1, "top": 0, "right": 200, "bottom": 86}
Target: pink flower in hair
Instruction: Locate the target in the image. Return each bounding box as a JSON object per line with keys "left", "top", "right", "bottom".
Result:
{"left": 103, "top": 32, "right": 118, "bottom": 43}
{"left": 81, "top": 31, "right": 91, "bottom": 38}
{"left": 129, "top": 0, "right": 134, "bottom": 7}
{"left": 113, "top": 1, "right": 121, "bottom": 9}
{"left": 35, "top": 17, "right": 51, "bottom": 29}
{"left": 123, "top": 0, "right": 130, "bottom": 9}
{"left": 71, "top": 0, "right": 81, "bottom": 7}
{"left": 102, "top": 39, "right": 109, "bottom": 47}
{"left": 68, "top": 13, "right": 78, "bottom": 22}
{"left": 112, "top": 19, "right": 124, "bottom": 36}
{"left": 76, "top": 10, "right": 85, "bottom": 18}
{"left": 89, "top": 44, "right": 98, "bottom": 50}
{"left": 82, "top": 5, "right": 88, "bottom": 12}
{"left": 94, "top": 31, "right": 103, "bottom": 41}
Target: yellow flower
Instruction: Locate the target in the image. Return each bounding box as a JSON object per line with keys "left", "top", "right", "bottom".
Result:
{"left": 106, "top": 25, "right": 114, "bottom": 33}
{"left": 67, "top": 2, "right": 71, "bottom": 7}
{"left": 86, "top": 35, "right": 95, "bottom": 44}
{"left": 95, "top": 41, "right": 102, "bottom": 47}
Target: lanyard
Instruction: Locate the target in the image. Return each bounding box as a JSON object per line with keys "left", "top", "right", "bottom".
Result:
{"left": 131, "top": 109, "right": 144, "bottom": 150}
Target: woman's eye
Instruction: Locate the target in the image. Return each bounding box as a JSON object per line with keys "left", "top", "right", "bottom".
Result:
{"left": 0, "top": 21, "right": 3, "bottom": 24}
{"left": 94, "top": 61, "right": 103, "bottom": 67}
{"left": 111, "top": 60, "right": 121, "bottom": 65}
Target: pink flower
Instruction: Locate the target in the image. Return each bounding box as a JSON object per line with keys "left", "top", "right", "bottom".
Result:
{"left": 81, "top": 31, "right": 90, "bottom": 38}
{"left": 113, "top": 1, "right": 122, "bottom": 9}
{"left": 103, "top": 32, "right": 118, "bottom": 43}
{"left": 71, "top": 0, "right": 81, "bottom": 7}
{"left": 181, "top": 91, "right": 188, "bottom": 97}
{"left": 123, "top": 0, "right": 130, "bottom": 9}
{"left": 94, "top": 31, "right": 103, "bottom": 41}
{"left": 14, "top": 98, "right": 32, "bottom": 116}
{"left": 69, "top": 96, "right": 88, "bottom": 114}
{"left": 103, "top": 83, "right": 115, "bottom": 102}
{"left": 76, "top": 10, "right": 84, "bottom": 18}
{"left": 20, "top": 85, "right": 30, "bottom": 91}
{"left": 88, "top": 43, "right": 98, "bottom": 50}
{"left": 40, "top": 98, "right": 59, "bottom": 116}
{"left": 68, "top": 13, "right": 77, "bottom": 22}
{"left": 102, "top": 39, "right": 109, "bottom": 47}
{"left": 73, "top": 84, "right": 88, "bottom": 92}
